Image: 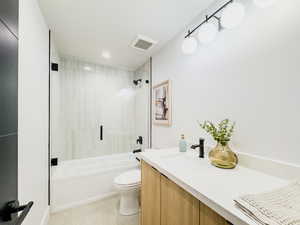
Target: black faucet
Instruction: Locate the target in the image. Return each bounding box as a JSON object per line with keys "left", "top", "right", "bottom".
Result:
{"left": 191, "top": 138, "right": 205, "bottom": 158}
{"left": 136, "top": 136, "right": 143, "bottom": 145}
{"left": 133, "top": 149, "right": 142, "bottom": 154}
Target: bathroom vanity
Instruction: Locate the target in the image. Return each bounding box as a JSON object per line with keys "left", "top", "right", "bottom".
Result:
{"left": 140, "top": 149, "right": 288, "bottom": 225}
{"left": 141, "top": 161, "right": 228, "bottom": 225}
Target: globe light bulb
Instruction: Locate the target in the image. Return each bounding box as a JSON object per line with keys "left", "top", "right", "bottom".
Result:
{"left": 197, "top": 22, "right": 219, "bottom": 44}
{"left": 182, "top": 36, "right": 198, "bottom": 55}
{"left": 221, "top": 2, "right": 245, "bottom": 29}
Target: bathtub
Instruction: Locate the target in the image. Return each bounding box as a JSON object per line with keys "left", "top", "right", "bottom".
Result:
{"left": 51, "top": 152, "right": 140, "bottom": 213}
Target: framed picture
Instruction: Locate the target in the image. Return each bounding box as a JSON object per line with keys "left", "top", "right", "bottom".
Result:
{"left": 153, "top": 80, "right": 172, "bottom": 126}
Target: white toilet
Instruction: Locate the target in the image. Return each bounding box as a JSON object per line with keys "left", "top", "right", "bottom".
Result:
{"left": 114, "top": 169, "right": 141, "bottom": 216}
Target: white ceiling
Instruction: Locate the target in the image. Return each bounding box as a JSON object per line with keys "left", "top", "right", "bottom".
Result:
{"left": 39, "top": 0, "right": 214, "bottom": 71}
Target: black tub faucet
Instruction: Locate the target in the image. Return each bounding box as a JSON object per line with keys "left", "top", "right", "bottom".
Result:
{"left": 191, "top": 138, "right": 205, "bottom": 158}
{"left": 136, "top": 136, "right": 143, "bottom": 145}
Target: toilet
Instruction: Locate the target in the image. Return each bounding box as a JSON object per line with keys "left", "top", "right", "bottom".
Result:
{"left": 114, "top": 169, "right": 141, "bottom": 216}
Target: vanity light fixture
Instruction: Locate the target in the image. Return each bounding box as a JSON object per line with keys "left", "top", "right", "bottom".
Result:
{"left": 197, "top": 20, "right": 219, "bottom": 44}
{"left": 182, "top": 0, "right": 246, "bottom": 53}
{"left": 184, "top": 0, "right": 234, "bottom": 40}
{"left": 182, "top": 36, "right": 198, "bottom": 55}
{"left": 220, "top": 2, "right": 245, "bottom": 29}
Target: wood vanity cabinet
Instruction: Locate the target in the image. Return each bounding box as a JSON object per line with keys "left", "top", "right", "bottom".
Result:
{"left": 141, "top": 160, "right": 229, "bottom": 225}
{"left": 141, "top": 161, "right": 161, "bottom": 225}
{"left": 161, "top": 174, "right": 200, "bottom": 225}
{"left": 200, "top": 203, "right": 229, "bottom": 225}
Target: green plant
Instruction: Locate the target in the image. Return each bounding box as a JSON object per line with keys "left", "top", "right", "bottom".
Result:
{"left": 199, "top": 119, "right": 235, "bottom": 146}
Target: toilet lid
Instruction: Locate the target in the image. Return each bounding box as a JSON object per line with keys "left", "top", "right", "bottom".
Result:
{"left": 114, "top": 169, "right": 141, "bottom": 186}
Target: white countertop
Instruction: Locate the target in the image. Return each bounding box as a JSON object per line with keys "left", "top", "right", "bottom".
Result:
{"left": 139, "top": 148, "right": 288, "bottom": 225}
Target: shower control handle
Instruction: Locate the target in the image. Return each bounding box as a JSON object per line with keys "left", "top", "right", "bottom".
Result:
{"left": 100, "top": 125, "right": 103, "bottom": 141}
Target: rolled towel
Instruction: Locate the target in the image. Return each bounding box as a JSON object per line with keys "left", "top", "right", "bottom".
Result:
{"left": 235, "top": 180, "right": 300, "bottom": 225}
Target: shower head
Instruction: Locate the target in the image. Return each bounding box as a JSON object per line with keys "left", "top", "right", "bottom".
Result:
{"left": 133, "top": 79, "right": 142, "bottom": 86}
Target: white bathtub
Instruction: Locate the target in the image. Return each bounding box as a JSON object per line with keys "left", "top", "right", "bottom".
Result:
{"left": 51, "top": 152, "right": 140, "bottom": 213}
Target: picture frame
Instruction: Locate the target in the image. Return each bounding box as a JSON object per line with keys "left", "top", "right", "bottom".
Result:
{"left": 153, "top": 80, "right": 172, "bottom": 126}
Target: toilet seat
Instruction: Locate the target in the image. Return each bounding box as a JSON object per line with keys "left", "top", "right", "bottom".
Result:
{"left": 114, "top": 169, "right": 141, "bottom": 187}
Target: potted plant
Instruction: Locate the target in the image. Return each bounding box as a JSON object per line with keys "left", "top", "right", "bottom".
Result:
{"left": 199, "top": 119, "right": 238, "bottom": 169}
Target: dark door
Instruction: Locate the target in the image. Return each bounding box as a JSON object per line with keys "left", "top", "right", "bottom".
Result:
{"left": 0, "top": 0, "right": 19, "bottom": 38}
{"left": 0, "top": 0, "right": 18, "bottom": 223}
{"left": 0, "top": 1, "right": 32, "bottom": 224}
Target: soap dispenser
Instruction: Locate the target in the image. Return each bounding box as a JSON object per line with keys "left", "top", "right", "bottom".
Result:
{"left": 179, "top": 134, "right": 187, "bottom": 152}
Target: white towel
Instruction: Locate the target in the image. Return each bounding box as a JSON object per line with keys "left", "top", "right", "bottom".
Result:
{"left": 235, "top": 181, "right": 300, "bottom": 225}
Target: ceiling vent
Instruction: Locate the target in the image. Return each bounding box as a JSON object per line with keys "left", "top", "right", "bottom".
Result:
{"left": 131, "top": 35, "right": 157, "bottom": 51}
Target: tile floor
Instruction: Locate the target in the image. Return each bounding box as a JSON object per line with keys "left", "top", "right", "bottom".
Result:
{"left": 48, "top": 196, "right": 140, "bottom": 225}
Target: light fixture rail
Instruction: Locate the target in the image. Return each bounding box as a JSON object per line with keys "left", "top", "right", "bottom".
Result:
{"left": 185, "top": 0, "right": 233, "bottom": 38}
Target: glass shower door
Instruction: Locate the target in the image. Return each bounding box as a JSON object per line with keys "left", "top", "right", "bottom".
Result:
{"left": 50, "top": 56, "right": 150, "bottom": 161}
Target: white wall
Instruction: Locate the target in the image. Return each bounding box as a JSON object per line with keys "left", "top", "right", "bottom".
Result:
{"left": 152, "top": 0, "right": 300, "bottom": 165}
{"left": 18, "top": 0, "right": 50, "bottom": 224}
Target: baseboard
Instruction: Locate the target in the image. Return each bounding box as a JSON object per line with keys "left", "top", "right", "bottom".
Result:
{"left": 50, "top": 192, "right": 118, "bottom": 213}
{"left": 40, "top": 206, "right": 50, "bottom": 225}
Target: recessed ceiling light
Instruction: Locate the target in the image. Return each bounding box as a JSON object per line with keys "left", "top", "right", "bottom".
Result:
{"left": 102, "top": 50, "right": 111, "bottom": 59}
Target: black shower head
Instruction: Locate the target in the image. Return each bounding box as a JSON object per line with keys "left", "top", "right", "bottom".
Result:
{"left": 133, "top": 79, "right": 142, "bottom": 86}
